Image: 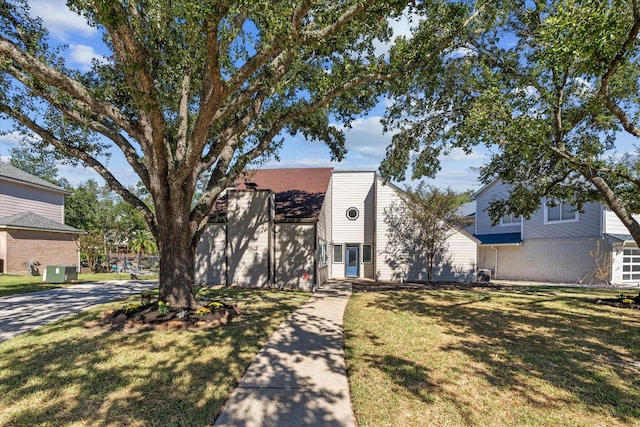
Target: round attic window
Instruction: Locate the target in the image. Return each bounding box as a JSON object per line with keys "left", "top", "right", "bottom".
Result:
{"left": 346, "top": 207, "right": 359, "bottom": 220}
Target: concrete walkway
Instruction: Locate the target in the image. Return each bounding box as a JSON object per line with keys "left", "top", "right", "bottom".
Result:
{"left": 0, "top": 280, "right": 158, "bottom": 343}
{"left": 214, "top": 281, "right": 355, "bottom": 427}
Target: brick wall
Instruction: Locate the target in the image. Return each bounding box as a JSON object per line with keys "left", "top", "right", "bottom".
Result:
{"left": 2, "top": 230, "right": 79, "bottom": 275}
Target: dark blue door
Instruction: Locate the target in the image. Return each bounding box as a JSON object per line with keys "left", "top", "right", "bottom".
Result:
{"left": 345, "top": 246, "right": 359, "bottom": 277}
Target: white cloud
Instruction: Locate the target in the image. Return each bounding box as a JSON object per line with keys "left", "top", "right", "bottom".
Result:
{"left": 440, "top": 147, "right": 486, "bottom": 162}
{"left": 28, "top": 0, "right": 97, "bottom": 41}
{"left": 334, "top": 116, "right": 395, "bottom": 160}
{"left": 0, "top": 131, "right": 24, "bottom": 147}
{"left": 69, "top": 44, "right": 107, "bottom": 71}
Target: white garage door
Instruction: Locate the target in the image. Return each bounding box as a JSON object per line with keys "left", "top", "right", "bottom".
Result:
{"left": 622, "top": 248, "right": 640, "bottom": 282}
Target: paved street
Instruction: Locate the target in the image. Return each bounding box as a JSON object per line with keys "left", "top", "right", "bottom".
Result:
{"left": 0, "top": 280, "right": 158, "bottom": 343}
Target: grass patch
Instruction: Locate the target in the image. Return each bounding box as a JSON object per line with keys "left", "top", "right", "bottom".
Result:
{"left": 0, "top": 287, "right": 310, "bottom": 426}
{"left": 0, "top": 273, "right": 158, "bottom": 297}
{"left": 344, "top": 285, "right": 640, "bottom": 427}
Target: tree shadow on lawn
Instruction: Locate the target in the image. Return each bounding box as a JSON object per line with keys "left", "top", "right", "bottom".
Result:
{"left": 0, "top": 295, "right": 307, "bottom": 426}
{"left": 361, "top": 288, "right": 640, "bottom": 423}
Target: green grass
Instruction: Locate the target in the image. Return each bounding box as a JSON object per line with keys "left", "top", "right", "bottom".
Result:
{"left": 344, "top": 285, "right": 640, "bottom": 427}
{"left": 0, "top": 287, "right": 310, "bottom": 426}
{"left": 0, "top": 272, "right": 158, "bottom": 297}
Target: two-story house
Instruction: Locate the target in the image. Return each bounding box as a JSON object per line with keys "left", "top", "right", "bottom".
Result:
{"left": 0, "top": 162, "right": 81, "bottom": 275}
{"left": 473, "top": 179, "right": 640, "bottom": 285}
{"left": 195, "top": 168, "right": 479, "bottom": 290}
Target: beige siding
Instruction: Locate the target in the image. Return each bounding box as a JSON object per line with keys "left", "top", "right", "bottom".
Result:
{"left": 195, "top": 224, "right": 226, "bottom": 285}
{"left": 3, "top": 229, "right": 78, "bottom": 275}
{"left": 226, "top": 190, "right": 273, "bottom": 287}
{"left": 316, "top": 179, "right": 331, "bottom": 286}
{"left": 477, "top": 238, "right": 605, "bottom": 283}
{"left": 275, "top": 223, "right": 315, "bottom": 290}
{"left": 330, "top": 172, "right": 375, "bottom": 278}
{"left": 435, "top": 231, "right": 478, "bottom": 281}
{"left": 375, "top": 177, "right": 401, "bottom": 280}
{"left": 0, "top": 180, "right": 65, "bottom": 223}
{"left": 604, "top": 209, "right": 640, "bottom": 236}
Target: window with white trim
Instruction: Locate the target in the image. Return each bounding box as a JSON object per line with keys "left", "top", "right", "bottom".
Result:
{"left": 333, "top": 244, "right": 343, "bottom": 263}
{"left": 623, "top": 248, "right": 640, "bottom": 281}
{"left": 544, "top": 201, "right": 578, "bottom": 223}
{"left": 362, "top": 244, "right": 373, "bottom": 263}
{"left": 500, "top": 213, "right": 521, "bottom": 226}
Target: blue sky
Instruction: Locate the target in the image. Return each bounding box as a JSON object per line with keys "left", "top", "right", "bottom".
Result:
{"left": 0, "top": 1, "right": 636, "bottom": 193}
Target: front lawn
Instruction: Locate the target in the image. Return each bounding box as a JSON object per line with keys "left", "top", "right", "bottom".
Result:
{"left": 0, "top": 287, "right": 309, "bottom": 426}
{"left": 344, "top": 285, "right": 640, "bottom": 427}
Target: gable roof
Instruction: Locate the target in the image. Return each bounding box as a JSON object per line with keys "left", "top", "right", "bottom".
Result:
{"left": 0, "top": 161, "right": 67, "bottom": 193}
{"left": 213, "top": 168, "right": 333, "bottom": 221}
{"left": 0, "top": 212, "right": 82, "bottom": 234}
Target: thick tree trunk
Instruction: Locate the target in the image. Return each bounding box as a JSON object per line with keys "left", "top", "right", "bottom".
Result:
{"left": 157, "top": 223, "right": 197, "bottom": 308}
{"left": 153, "top": 180, "right": 200, "bottom": 309}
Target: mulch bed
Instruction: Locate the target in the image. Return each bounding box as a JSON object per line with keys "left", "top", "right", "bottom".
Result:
{"left": 86, "top": 301, "right": 240, "bottom": 332}
{"left": 595, "top": 293, "right": 640, "bottom": 310}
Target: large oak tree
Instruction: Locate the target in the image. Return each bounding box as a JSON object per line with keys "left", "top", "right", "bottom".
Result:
{"left": 0, "top": 0, "right": 481, "bottom": 307}
{"left": 381, "top": 0, "right": 640, "bottom": 247}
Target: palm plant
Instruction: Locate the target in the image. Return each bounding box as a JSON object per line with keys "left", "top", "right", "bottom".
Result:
{"left": 128, "top": 230, "right": 158, "bottom": 269}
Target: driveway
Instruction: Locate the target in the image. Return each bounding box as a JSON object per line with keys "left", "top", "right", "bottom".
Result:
{"left": 0, "top": 280, "right": 158, "bottom": 343}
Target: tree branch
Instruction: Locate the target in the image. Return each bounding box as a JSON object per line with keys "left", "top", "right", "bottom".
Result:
{"left": 0, "top": 102, "right": 157, "bottom": 233}
{"left": 600, "top": 14, "right": 640, "bottom": 137}
{"left": 0, "top": 35, "right": 141, "bottom": 140}
{"left": 4, "top": 63, "right": 150, "bottom": 188}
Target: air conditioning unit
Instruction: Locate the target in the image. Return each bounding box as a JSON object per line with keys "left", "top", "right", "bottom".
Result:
{"left": 477, "top": 269, "right": 492, "bottom": 282}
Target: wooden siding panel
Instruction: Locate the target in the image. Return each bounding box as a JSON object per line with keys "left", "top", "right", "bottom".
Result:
{"left": 475, "top": 180, "right": 515, "bottom": 235}
{"left": 275, "top": 223, "right": 315, "bottom": 290}
{"left": 604, "top": 210, "right": 640, "bottom": 235}
{"left": 331, "top": 172, "right": 375, "bottom": 243}
{"left": 226, "top": 191, "right": 273, "bottom": 287}
{"left": 523, "top": 202, "right": 602, "bottom": 239}
{"left": 330, "top": 172, "right": 375, "bottom": 278}
{"left": 195, "top": 224, "right": 226, "bottom": 285}
{"left": 375, "top": 177, "right": 401, "bottom": 280}
{"left": 0, "top": 180, "right": 65, "bottom": 223}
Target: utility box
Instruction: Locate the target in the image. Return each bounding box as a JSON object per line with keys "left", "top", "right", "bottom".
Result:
{"left": 477, "top": 269, "right": 492, "bottom": 282}
{"left": 45, "top": 265, "right": 78, "bottom": 283}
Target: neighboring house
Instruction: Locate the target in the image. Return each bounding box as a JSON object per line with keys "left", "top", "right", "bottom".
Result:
{"left": 473, "top": 179, "right": 640, "bottom": 285}
{"left": 0, "top": 162, "right": 81, "bottom": 275}
{"left": 195, "top": 168, "right": 478, "bottom": 290}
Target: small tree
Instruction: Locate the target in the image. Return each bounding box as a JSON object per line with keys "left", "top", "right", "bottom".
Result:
{"left": 77, "top": 230, "right": 103, "bottom": 273}
{"left": 384, "top": 183, "right": 467, "bottom": 281}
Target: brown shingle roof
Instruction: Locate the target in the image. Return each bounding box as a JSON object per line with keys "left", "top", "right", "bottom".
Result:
{"left": 212, "top": 168, "right": 333, "bottom": 221}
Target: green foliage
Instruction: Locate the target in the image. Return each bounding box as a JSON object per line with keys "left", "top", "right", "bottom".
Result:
{"left": 380, "top": 0, "right": 640, "bottom": 246}
{"left": 8, "top": 146, "right": 64, "bottom": 185}
{"left": 129, "top": 229, "right": 158, "bottom": 256}
{"left": 77, "top": 229, "right": 103, "bottom": 272}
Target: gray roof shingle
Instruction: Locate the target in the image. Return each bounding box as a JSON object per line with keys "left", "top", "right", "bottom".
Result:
{"left": 0, "top": 161, "right": 67, "bottom": 193}
{"left": 0, "top": 212, "right": 81, "bottom": 233}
